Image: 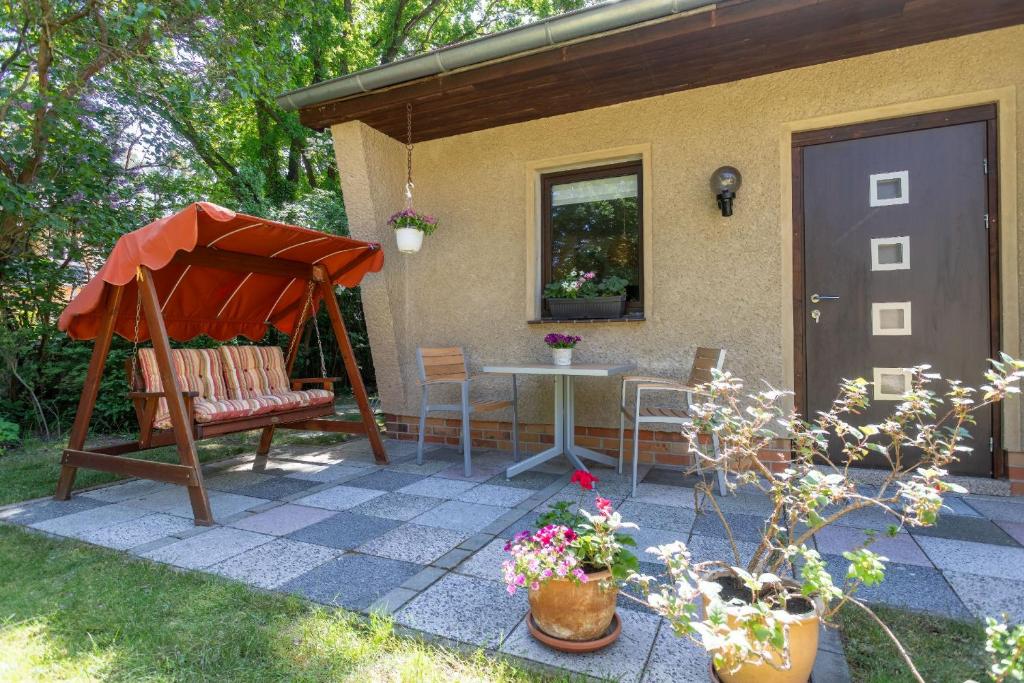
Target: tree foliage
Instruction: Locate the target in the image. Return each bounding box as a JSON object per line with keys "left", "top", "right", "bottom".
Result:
{"left": 0, "top": 0, "right": 586, "bottom": 436}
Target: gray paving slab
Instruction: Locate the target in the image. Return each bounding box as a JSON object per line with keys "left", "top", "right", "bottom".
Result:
{"left": 501, "top": 606, "right": 660, "bottom": 683}
{"left": 412, "top": 500, "right": 510, "bottom": 533}
{"left": 79, "top": 478, "right": 173, "bottom": 502}
{"left": 29, "top": 503, "right": 150, "bottom": 538}
{"left": 233, "top": 459, "right": 329, "bottom": 477}
{"left": 454, "top": 538, "right": 508, "bottom": 581}
{"left": 397, "top": 573, "right": 527, "bottom": 648}
{"left": 944, "top": 570, "right": 1024, "bottom": 624}
{"left": 813, "top": 525, "right": 932, "bottom": 567}
{"left": 396, "top": 476, "right": 478, "bottom": 500}
{"left": 998, "top": 521, "right": 1024, "bottom": 546}
{"left": 812, "top": 649, "right": 853, "bottom": 683}
{"left": 540, "top": 488, "right": 624, "bottom": 514}
{"left": 496, "top": 511, "right": 538, "bottom": 540}
{"left": 961, "top": 497, "right": 1024, "bottom": 524}
{"left": 691, "top": 510, "right": 773, "bottom": 543}
{"left": 343, "top": 470, "right": 427, "bottom": 492}
{"left": 347, "top": 492, "right": 444, "bottom": 522}
{"left": 942, "top": 496, "right": 985, "bottom": 518}
{"left": 0, "top": 496, "right": 108, "bottom": 526}
{"left": 685, "top": 533, "right": 761, "bottom": 569}
{"left": 227, "top": 504, "right": 336, "bottom": 536}
{"left": 209, "top": 537, "right": 339, "bottom": 589}
{"left": 369, "top": 587, "right": 420, "bottom": 616}
{"left": 231, "top": 476, "right": 321, "bottom": 501}
{"left": 285, "top": 464, "right": 378, "bottom": 483}
{"left": 641, "top": 622, "right": 710, "bottom": 683}
{"left": 400, "top": 565, "right": 447, "bottom": 592}
{"left": 436, "top": 462, "right": 505, "bottom": 483}
{"left": 140, "top": 527, "right": 272, "bottom": 569}
{"left": 641, "top": 467, "right": 704, "bottom": 488}
{"left": 203, "top": 471, "right": 276, "bottom": 493}
{"left": 823, "top": 554, "right": 969, "bottom": 618}
{"left": 909, "top": 514, "right": 1020, "bottom": 547}
{"left": 79, "top": 513, "right": 195, "bottom": 550}
{"left": 455, "top": 484, "right": 534, "bottom": 508}
{"left": 917, "top": 536, "right": 1024, "bottom": 581}
{"left": 291, "top": 485, "right": 386, "bottom": 511}
{"left": 357, "top": 523, "right": 469, "bottom": 564}
{"left": 386, "top": 459, "right": 452, "bottom": 475}
{"left": 433, "top": 547, "right": 473, "bottom": 570}
{"left": 281, "top": 553, "right": 422, "bottom": 610}
{"left": 617, "top": 500, "right": 696, "bottom": 534}
{"left": 287, "top": 511, "right": 402, "bottom": 550}
{"left": 624, "top": 526, "right": 690, "bottom": 562}
{"left": 123, "top": 488, "right": 269, "bottom": 520}
{"left": 631, "top": 483, "right": 698, "bottom": 509}
{"left": 485, "top": 470, "right": 562, "bottom": 491}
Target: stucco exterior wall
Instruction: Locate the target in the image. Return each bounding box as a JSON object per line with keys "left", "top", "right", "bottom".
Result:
{"left": 332, "top": 25, "right": 1024, "bottom": 449}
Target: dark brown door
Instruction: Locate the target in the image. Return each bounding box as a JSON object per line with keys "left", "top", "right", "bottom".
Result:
{"left": 799, "top": 119, "right": 994, "bottom": 476}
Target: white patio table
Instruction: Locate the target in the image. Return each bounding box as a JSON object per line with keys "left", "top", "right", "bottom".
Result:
{"left": 480, "top": 362, "right": 634, "bottom": 478}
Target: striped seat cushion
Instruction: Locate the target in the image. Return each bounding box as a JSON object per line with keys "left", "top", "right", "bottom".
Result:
{"left": 137, "top": 348, "right": 236, "bottom": 429}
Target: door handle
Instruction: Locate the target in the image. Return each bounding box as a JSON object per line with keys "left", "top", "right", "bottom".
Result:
{"left": 810, "top": 293, "right": 840, "bottom": 304}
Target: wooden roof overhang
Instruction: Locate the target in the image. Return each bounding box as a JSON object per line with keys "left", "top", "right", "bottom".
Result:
{"left": 293, "top": 0, "right": 1024, "bottom": 143}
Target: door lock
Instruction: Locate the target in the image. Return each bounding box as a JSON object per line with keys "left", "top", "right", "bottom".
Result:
{"left": 810, "top": 293, "right": 840, "bottom": 304}
{"left": 811, "top": 309, "right": 821, "bottom": 324}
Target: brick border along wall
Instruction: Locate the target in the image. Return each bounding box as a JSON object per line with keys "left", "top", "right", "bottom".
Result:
{"left": 1010, "top": 452, "right": 1024, "bottom": 495}
{"left": 383, "top": 414, "right": 794, "bottom": 473}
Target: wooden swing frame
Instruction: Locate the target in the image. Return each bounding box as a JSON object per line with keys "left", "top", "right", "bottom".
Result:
{"left": 54, "top": 248, "right": 387, "bottom": 526}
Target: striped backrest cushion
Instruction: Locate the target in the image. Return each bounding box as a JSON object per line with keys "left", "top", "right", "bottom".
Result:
{"left": 218, "top": 345, "right": 291, "bottom": 399}
{"left": 136, "top": 348, "right": 229, "bottom": 428}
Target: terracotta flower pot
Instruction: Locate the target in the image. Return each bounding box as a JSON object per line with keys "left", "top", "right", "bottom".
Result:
{"left": 528, "top": 569, "right": 618, "bottom": 641}
{"left": 702, "top": 572, "right": 820, "bottom": 683}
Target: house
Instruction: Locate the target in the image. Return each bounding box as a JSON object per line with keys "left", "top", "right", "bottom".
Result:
{"left": 278, "top": 0, "right": 1024, "bottom": 492}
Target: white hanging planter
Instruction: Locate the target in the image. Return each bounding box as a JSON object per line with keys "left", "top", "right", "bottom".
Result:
{"left": 395, "top": 227, "right": 425, "bottom": 254}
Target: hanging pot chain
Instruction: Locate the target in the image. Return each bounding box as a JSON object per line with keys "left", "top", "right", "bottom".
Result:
{"left": 405, "top": 102, "right": 414, "bottom": 208}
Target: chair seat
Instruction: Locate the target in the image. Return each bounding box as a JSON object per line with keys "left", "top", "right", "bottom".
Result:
{"left": 471, "top": 399, "right": 513, "bottom": 413}
{"left": 638, "top": 406, "right": 690, "bottom": 420}
{"left": 154, "top": 389, "right": 334, "bottom": 429}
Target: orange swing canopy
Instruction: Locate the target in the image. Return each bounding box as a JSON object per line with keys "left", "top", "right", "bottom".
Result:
{"left": 59, "top": 202, "right": 384, "bottom": 342}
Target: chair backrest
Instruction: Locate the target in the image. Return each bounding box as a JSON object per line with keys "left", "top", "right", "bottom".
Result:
{"left": 416, "top": 347, "right": 468, "bottom": 384}
{"left": 687, "top": 347, "right": 726, "bottom": 386}
{"left": 219, "top": 345, "right": 291, "bottom": 399}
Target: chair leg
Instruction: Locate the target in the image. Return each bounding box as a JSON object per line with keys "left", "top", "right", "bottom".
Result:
{"left": 416, "top": 387, "right": 428, "bottom": 465}
{"left": 617, "top": 382, "right": 626, "bottom": 476}
{"left": 511, "top": 375, "right": 520, "bottom": 463}
{"left": 631, "top": 418, "right": 641, "bottom": 498}
{"left": 460, "top": 382, "right": 472, "bottom": 478}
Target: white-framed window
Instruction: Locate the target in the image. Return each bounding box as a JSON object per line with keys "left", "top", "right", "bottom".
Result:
{"left": 870, "top": 236, "right": 910, "bottom": 271}
{"left": 873, "top": 367, "right": 912, "bottom": 401}
{"left": 872, "top": 301, "right": 912, "bottom": 336}
{"left": 869, "top": 171, "right": 909, "bottom": 207}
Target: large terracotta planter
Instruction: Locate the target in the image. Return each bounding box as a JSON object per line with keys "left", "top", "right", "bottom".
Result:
{"left": 528, "top": 569, "right": 618, "bottom": 641}
{"left": 702, "top": 572, "right": 820, "bottom": 683}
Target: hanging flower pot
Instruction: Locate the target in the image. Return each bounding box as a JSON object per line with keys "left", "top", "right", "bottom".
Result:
{"left": 389, "top": 209, "right": 438, "bottom": 254}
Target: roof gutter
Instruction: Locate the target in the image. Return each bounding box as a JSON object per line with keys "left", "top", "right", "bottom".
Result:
{"left": 276, "top": 0, "right": 715, "bottom": 111}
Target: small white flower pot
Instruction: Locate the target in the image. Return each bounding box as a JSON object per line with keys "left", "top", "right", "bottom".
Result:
{"left": 552, "top": 348, "right": 573, "bottom": 366}
{"left": 395, "top": 227, "right": 424, "bottom": 254}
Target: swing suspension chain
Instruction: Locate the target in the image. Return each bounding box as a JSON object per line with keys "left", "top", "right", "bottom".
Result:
{"left": 128, "top": 268, "right": 143, "bottom": 389}
{"left": 405, "top": 102, "right": 414, "bottom": 207}
{"left": 287, "top": 282, "right": 328, "bottom": 379}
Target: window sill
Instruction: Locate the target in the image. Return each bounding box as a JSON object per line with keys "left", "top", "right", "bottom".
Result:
{"left": 527, "top": 316, "right": 645, "bottom": 325}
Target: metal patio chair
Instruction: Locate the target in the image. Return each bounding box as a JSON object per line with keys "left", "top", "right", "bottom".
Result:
{"left": 415, "top": 346, "right": 520, "bottom": 477}
{"left": 617, "top": 347, "right": 728, "bottom": 497}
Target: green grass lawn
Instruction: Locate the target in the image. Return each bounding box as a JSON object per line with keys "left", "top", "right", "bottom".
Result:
{"left": 0, "top": 525, "right": 551, "bottom": 682}
{"left": 837, "top": 603, "right": 988, "bottom": 682}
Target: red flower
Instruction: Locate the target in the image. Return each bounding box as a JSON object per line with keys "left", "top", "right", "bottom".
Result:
{"left": 570, "top": 469, "right": 599, "bottom": 491}
{"left": 595, "top": 496, "right": 613, "bottom": 515}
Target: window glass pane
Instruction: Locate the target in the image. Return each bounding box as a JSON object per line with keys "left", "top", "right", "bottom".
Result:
{"left": 548, "top": 171, "right": 640, "bottom": 303}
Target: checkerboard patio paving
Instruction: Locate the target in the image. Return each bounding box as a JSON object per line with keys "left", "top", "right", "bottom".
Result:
{"left": 5, "top": 436, "right": 1023, "bottom": 680}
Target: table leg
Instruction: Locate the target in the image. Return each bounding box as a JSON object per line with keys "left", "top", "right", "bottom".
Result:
{"left": 506, "top": 373, "right": 583, "bottom": 478}
{"left": 564, "top": 375, "right": 617, "bottom": 468}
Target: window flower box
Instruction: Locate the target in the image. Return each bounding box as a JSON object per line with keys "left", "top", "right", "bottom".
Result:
{"left": 545, "top": 295, "right": 626, "bottom": 320}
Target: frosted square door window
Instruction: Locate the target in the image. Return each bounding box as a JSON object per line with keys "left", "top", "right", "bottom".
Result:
{"left": 873, "top": 368, "right": 912, "bottom": 401}
{"left": 869, "top": 171, "right": 909, "bottom": 207}
{"left": 872, "top": 302, "right": 912, "bottom": 336}
{"left": 871, "top": 236, "right": 910, "bottom": 271}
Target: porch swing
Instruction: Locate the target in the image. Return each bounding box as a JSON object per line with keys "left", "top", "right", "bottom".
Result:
{"left": 55, "top": 202, "right": 388, "bottom": 525}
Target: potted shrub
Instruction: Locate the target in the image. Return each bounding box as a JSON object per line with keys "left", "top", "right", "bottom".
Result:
{"left": 388, "top": 208, "right": 438, "bottom": 254}
{"left": 544, "top": 332, "right": 581, "bottom": 366}
{"left": 627, "top": 357, "right": 1024, "bottom": 683}
{"left": 543, "top": 270, "right": 629, "bottom": 319}
{"left": 504, "top": 470, "right": 638, "bottom": 649}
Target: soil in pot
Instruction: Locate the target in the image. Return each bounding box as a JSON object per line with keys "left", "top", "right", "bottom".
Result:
{"left": 705, "top": 573, "right": 819, "bottom": 683}
{"left": 528, "top": 568, "right": 618, "bottom": 642}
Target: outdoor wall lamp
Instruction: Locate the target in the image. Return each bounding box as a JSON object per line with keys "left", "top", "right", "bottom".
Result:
{"left": 710, "top": 166, "right": 742, "bottom": 217}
